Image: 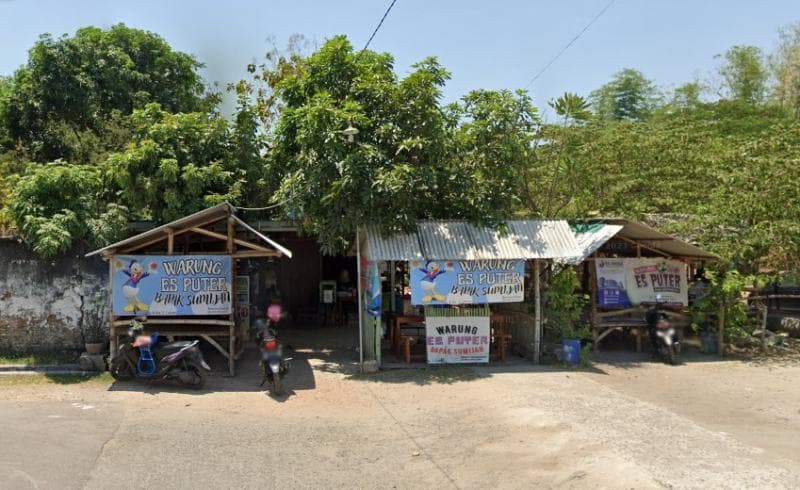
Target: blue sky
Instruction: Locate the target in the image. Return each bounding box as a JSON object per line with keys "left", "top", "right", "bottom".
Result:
{"left": 2, "top": 0, "right": 799, "bottom": 117}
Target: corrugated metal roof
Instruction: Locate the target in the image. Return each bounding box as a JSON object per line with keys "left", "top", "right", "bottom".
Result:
{"left": 570, "top": 218, "right": 718, "bottom": 260}
{"left": 364, "top": 220, "right": 580, "bottom": 260}
{"left": 365, "top": 225, "right": 423, "bottom": 261}
{"left": 562, "top": 224, "right": 624, "bottom": 265}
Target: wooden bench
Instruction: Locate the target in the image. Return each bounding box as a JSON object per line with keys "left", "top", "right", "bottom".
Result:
{"left": 592, "top": 306, "right": 688, "bottom": 352}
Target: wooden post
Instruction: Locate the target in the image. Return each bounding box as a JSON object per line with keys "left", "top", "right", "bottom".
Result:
{"left": 717, "top": 300, "right": 725, "bottom": 356}
{"left": 589, "top": 258, "right": 598, "bottom": 352}
{"left": 636, "top": 242, "right": 641, "bottom": 258}
{"left": 108, "top": 258, "right": 117, "bottom": 357}
{"left": 533, "top": 259, "right": 541, "bottom": 364}
{"left": 356, "top": 227, "right": 364, "bottom": 370}
{"left": 227, "top": 216, "right": 236, "bottom": 376}
{"left": 761, "top": 301, "right": 768, "bottom": 353}
{"left": 166, "top": 228, "right": 174, "bottom": 255}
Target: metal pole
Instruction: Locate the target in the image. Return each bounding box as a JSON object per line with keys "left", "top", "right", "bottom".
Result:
{"left": 356, "top": 227, "right": 364, "bottom": 370}
{"left": 534, "top": 260, "right": 541, "bottom": 364}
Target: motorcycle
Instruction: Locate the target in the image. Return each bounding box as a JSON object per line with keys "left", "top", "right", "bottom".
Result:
{"left": 109, "top": 320, "right": 211, "bottom": 389}
{"left": 645, "top": 296, "right": 680, "bottom": 365}
{"left": 252, "top": 305, "right": 291, "bottom": 395}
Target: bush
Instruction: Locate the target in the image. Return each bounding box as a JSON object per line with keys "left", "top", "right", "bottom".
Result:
{"left": 544, "top": 267, "right": 589, "bottom": 341}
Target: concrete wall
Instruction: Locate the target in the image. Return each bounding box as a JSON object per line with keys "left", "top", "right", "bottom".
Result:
{"left": 0, "top": 239, "right": 106, "bottom": 352}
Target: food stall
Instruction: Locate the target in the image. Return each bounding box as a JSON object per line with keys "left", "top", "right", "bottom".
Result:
{"left": 86, "top": 202, "right": 292, "bottom": 375}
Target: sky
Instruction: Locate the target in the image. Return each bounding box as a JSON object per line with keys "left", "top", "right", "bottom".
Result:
{"left": 2, "top": 0, "right": 800, "bottom": 117}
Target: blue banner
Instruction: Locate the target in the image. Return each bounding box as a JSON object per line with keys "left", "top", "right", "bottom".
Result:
{"left": 410, "top": 260, "right": 525, "bottom": 305}
{"left": 111, "top": 255, "right": 232, "bottom": 316}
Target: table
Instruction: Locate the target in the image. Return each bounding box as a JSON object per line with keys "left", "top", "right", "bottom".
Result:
{"left": 392, "top": 314, "right": 424, "bottom": 357}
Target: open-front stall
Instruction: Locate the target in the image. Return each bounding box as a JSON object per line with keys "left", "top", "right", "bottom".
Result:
{"left": 357, "top": 220, "right": 580, "bottom": 369}
{"left": 86, "top": 203, "right": 292, "bottom": 375}
{"left": 568, "top": 219, "right": 718, "bottom": 353}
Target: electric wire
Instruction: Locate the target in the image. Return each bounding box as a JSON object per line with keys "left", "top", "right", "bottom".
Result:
{"left": 525, "top": 0, "right": 617, "bottom": 89}
{"left": 363, "top": 0, "right": 399, "bottom": 51}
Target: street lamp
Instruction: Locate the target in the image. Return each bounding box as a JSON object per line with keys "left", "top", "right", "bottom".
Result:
{"left": 342, "top": 123, "right": 359, "bottom": 143}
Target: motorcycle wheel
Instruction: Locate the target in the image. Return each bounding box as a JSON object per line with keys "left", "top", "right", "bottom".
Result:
{"left": 271, "top": 374, "right": 284, "bottom": 396}
{"left": 109, "top": 359, "right": 134, "bottom": 381}
{"left": 184, "top": 362, "right": 206, "bottom": 390}
{"left": 665, "top": 345, "right": 676, "bottom": 365}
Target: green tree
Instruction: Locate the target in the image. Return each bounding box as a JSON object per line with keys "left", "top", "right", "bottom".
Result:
{"left": 1, "top": 24, "right": 206, "bottom": 162}
{"left": 108, "top": 103, "right": 242, "bottom": 223}
{"left": 590, "top": 68, "right": 661, "bottom": 121}
{"left": 668, "top": 82, "right": 705, "bottom": 110}
{"left": 717, "top": 45, "right": 769, "bottom": 103}
{"left": 9, "top": 162, "right": 127, "bottom": 256}
{"left": 773, "top": 22, "right": 800, "bottom": 117}
{"left": 252, "top": 36, "right": 541, "bottom": 252}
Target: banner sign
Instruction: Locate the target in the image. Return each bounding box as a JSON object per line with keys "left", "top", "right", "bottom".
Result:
{"left": 425, "top": 308, "right": 490, "bottom": 364}
{"left": 112, "top": 255, "right": 232, "bottom": 316}
{"left": 596, "top": 258, "right": 688, "bottom": 307}
{"left": 410, "top": 260, "right": 524, "bottom": 305}
{"left": 595, "top": 259, "right": 631, "bottom": 307}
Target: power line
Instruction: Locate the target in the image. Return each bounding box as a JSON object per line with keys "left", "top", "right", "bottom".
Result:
{"left": 363, "top": 0, "right": 399, "bottom": 51}
{"left": 525, "top": 0, "right": 617, "bottom": 89}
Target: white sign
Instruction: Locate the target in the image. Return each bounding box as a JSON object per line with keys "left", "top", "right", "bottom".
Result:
{"left": 625, "top": 258, "right": 688, "bottom": 306}
{"left": 425, "top": 315, "right": 490, "bottom": 364}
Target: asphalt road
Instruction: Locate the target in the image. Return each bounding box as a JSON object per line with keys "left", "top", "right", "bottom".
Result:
{"left": 1, "top": 339, "right": 799, "bottom": 489}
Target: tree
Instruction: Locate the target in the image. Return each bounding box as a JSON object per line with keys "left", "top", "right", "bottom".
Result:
{"left": 717, "top": 45, "right": 769, "bottom": 103}
{"left": 9, "top": 162, "right": 127, "bottom": 256}
{"left": 548, "top": 92, "right": 591, "bottom": 123}
{"left": 108, "top": 103, "right": 242, "bottom": 223}
{"left": 252, "top": 36, "right": 540, "bottom": 252}
{"left": 773, "top": 22, "right": 800, "bottom": 117}
{"left": 1, "top": 24, "right": 206, "bottom": 162}
{"left": 668, "top": 82, "right": 705, "bottom": 110}
{"left": 590, "top": 68, "right": 661, "bottom": 121}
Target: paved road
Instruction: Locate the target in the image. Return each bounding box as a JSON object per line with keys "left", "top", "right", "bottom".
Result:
{"left": 1, "top": 341, "right": 799, "bottom": 489}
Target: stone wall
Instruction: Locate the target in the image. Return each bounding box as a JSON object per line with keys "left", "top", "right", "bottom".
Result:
{"left": 0, "top": 239, "right": 106, "bottom": 352}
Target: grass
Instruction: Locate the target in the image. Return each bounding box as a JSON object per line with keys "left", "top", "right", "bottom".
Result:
{"left": 0, "top": 351, "right": 79, "bottom": 366}
{"left": 0, "top": 372, "right": 112, "bottom": 387}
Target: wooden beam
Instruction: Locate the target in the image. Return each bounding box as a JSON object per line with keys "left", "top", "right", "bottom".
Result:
{"left": 111, "top": 318, "right": 234, "bottom": 327}
{"left": 616, "top": 236, "right": 670, "bottom": 257}
{"left": 233, "top": 250, "right": 280, "bottom": 259}
{"left": 190, "top": 227, "right": 275, "bottom": 253}
{"left": 167, "top": 227, "right": 174, "bottom": 254}
{"left": 119, "top": 234, "right": 168, "bottom": 254}
{"left": 201, "top": 334, "right": 230, "bottom": 360}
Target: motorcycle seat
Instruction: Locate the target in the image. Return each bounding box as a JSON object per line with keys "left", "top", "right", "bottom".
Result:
{"left": 155, "top": 341, "right": 195, "bottom": 353}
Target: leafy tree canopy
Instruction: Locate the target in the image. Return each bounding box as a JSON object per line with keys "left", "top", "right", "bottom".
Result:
{"left": 590, "top": 68, "right": 661, "bottom": 121}
{"left": 0, "top": 24, "right": 206, "bottom": 162}
{"left": 255, "top": 36, "right": 539, "bottom": 253}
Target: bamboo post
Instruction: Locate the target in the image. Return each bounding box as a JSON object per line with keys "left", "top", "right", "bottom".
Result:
{"left": 227, "top": 216, "right": 236, "bottom": 376}
{"left": 761, "top": 301, "right": 768, "bottom": 353}
{"left": 589, "top": 258, "right": 598, "bottom": 352}
{"left": 717, "top": 300, "right": 725, "bottom": 356}
{"left": 108, "top": 258, "right": 117, "bottom": 357}
{"left": 533, "top": 260, "right": 541, "bottom": 364}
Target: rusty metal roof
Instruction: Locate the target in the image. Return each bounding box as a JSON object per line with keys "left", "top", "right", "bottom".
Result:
{"left": 364, "top": 220, "right": 580, "bottom": 261}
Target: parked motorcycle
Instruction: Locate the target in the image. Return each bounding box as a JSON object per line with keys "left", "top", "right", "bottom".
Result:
{"left": 252, "top": 305, "right": 291, "bottom": 395}
{"left": 645, "top": 296, "right": 680, "bottom": 365}
{"left": 109, "top": 320, "right": 211, "bottom": 389}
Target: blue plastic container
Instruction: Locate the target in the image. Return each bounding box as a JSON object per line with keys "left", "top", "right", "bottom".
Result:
{"left": 562, "top": 339, "right": 581, "bottom": 365}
